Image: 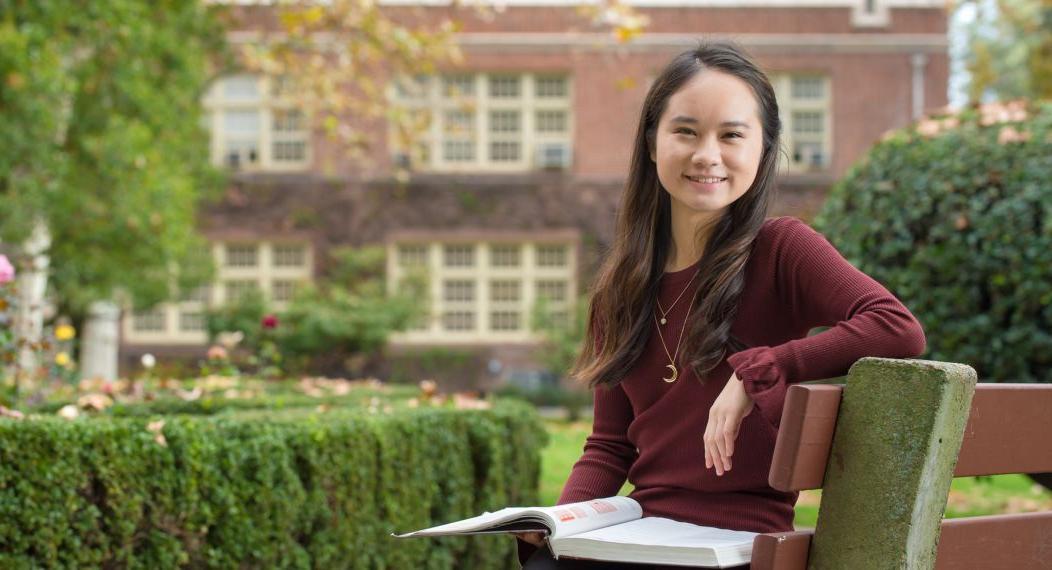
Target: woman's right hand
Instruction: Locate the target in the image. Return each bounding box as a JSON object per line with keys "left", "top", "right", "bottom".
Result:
{"left": 512, "top": 532, "right": 545, "bottom": 547}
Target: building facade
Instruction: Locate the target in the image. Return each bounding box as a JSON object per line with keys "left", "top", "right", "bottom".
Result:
{"left": 119, "top": 0, "right": 950, "bottom": 387}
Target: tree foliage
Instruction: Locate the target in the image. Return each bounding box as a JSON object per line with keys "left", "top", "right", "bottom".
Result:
{"left": 958, "top": 0, "right": 1052, "bottom": 102}
{"left": 0, "top": 1, "right": 228, "bottom": 320}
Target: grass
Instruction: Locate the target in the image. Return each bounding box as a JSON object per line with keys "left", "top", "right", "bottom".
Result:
{"left": 540, "top": 419, "right": 1052, "bottom": 528}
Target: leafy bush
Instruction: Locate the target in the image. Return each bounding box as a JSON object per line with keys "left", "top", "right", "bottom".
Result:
{"left": 0, "top": 400, "right": 546, "bottom": 568}
{"left": 815, "top": 100, "right": 1052, "bottom": 382}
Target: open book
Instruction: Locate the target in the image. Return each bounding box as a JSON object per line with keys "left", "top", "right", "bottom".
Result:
{"left": 393, "top": 496, "right": 757, "bottom": 568}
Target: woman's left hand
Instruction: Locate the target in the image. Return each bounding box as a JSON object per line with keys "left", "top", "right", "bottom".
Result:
{"left": 703, "top": 373, "right": 755, "bottom": 476}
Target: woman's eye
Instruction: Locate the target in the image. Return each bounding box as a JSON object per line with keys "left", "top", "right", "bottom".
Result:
{"left": 724, "top": 132, "right": 743, "bottom": 139}
{"left": 674, "top": 128, "right": 695, "bottom": 136}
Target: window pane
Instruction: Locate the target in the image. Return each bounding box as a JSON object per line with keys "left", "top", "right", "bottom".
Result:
{"left": 443, "top": 110, "right": 475, "bottom": 135}
{"left": 536, "top": 245, "right": 567, "bottom": 267}
{"left": 536, "top": 110, "right": 568, "bottom": 133}
{"left": 489, "top": 76, "right": 521, "bottom": 98}
{"left": 179, "top": 311, "right": 206, "bottom": 332}
{"left": 225, "top": 280, "right": 259, "bottom": 302}
{"left": 791, "top": 76, "right": 824, "bottom": 99}
{"left": 273, "top": 140, "right": 307, "bottom": 162}
{"left": 490, "top": 244, "right": 521, "bottom": 267}
{"left": 221, "top": 75, "right": 261, "bottom": 100}
{"left": 133, "top": 308, "right": 166, "bottom": 332}
{"left": 536, "top": 280, "right": 567, "bottom": 302}
{"left": 443, "top": 244, "right": 475, "bottom": 267}
{"left": 443, "top": 140, "right": 475, "bottom": 162}
{"left": 490, "top": 311, "right": 521, "bottom": 331}
{"left": 442, "top": 74, "right": 475, "bottom": 98}
{"left": 793, "top": 142, "right": 825, "bottom": 168}
{"left": 536, "top": 76, "right": 568, "bottom": 98}
{"left": 179, "top": 285, "right": 211, "bottom": 303}
{"left": 398, "top": 244, "right": 429, "bottom": 267}
{"left": 792, "top": 111, "right": 824, "bottom": 136}
{"left": 223, "top": 110, "right": 261, "bottom": 134}
{"left": 273, "top": 109, "right": 306, "bottom": 133}
{"left": 490, "top": 280, "right": 521, "bottom": 302}
{"left": 489, "top": 141, "right": 521, "bottom": 162}
{"left": 443, "top": 279, "right": 475, "bottom": 302}
{"left": 225, "top": 244, "right": 258, "bottom": 267}
{"left": 489, "top": 110, "right": 521, "bottom": 134}
{"left": 442, "top": 311, "right": 475, "bottom": 331}
{"left": 273, "top": 244, "right": 306, "bottom": 267}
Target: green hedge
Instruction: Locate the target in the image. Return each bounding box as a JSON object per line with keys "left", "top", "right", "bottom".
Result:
{"left": 0, "top": 401, "right": 547, "bottom": 568}
{"left": 815, "top": 100, "right": 1052, "bottom": 381}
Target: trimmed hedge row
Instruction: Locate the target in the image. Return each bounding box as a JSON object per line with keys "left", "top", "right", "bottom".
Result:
{"left": 0, "top": 401, "right": 547, "bottom": 568}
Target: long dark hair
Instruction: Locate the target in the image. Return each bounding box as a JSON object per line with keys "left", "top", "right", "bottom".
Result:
{"left": 573, "top": 41, "right": 783, "bottom": 388}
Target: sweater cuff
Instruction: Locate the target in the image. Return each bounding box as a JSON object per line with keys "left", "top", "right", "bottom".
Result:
{"left": 727, "top": 346, "right": 788, "bottom": 429}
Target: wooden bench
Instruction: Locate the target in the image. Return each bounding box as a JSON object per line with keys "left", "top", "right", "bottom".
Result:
{"left": 750, "top": 358, "right": 1052, "bottom": 570}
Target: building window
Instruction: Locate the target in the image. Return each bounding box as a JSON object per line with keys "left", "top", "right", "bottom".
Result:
{"left": 490, "top": 311, "right": 521, "bottom": 331}
{"left": 225, "top": 244, "right": 258, "bottom": 268}
{"left": 773, "top": 74, "right": 831, "bottom": 172}
{"left": 390, "top": 72, "right": 571, "bottom": 172}
{"left": 536, "top": 280, "right": 567, "bottom": 302}
{"left": 271, "top": 280, "right": 299, "bottom": 302}
{"left": 205, "top": 74, "right": 310, "bottom": 171}
{"left": 490, "top": 280, "right": 521, "bottom": 302}
{"left": 536, "top": 245, "right": 568, "bottom": 268}
{"left": 443, "top": 244, "right": 475, "bottom": 268}
{"left": 273, "top": 244, "right": 306, "bottom": 267}
{"left": 225, "top": 279, "right": 259, "bottom": 303}
{"left": 535, "top": 76, "right": 568, "bottom": 98}
{"left": 490, "top": 244, "right": 521, "bottom": 267}
{"left": 442, "top": 311, "right": 475, "bottom": 331}
{"left": 489, "top": 75, "right": 521, "bottom": 98}
{"left": 443, "top": 279, "right": 475, "bottom": 303}
{"left": 398, "top": 244, "right": 429, "bottom": 268}
{"left": 179, "top": 311, "right": 206, "bottom": 332}
{"left": 133, "top": 309, "right": 166, "bottom": 332}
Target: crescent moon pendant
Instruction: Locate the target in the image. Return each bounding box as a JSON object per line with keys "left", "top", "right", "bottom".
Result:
{"left": 662, "top": 364, "right": 678, "bottom": 383}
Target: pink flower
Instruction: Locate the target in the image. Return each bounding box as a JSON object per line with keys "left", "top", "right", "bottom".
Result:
{"left": 0, "top": 255, "right": 14, "bottom": 284}
{"left": 262, "top": 314, "right": 279, "bottom": 329}
{"left": 207, "top": 345, "right": 228, "bottom": 361}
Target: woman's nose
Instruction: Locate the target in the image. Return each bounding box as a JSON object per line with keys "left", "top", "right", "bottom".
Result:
{"left": 691, "top": 137, "right": 720, "bottom": 167}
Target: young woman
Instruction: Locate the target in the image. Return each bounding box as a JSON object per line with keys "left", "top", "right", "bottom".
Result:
{"left": 516, "top": 42, "right": 926, "bottom": 569}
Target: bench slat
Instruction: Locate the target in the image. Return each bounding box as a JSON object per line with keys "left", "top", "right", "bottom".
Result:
{"left": 752, "top": 513, "right": 1052, "bottom": 570}
{"left": 767, "top": 385, "right": 841, "bottom": 492}
{"left": 955, "top": 385, "right": 1052, "bottom": 476}
{"left": 769, "top": 383, "right": 1052, "bottom": 492}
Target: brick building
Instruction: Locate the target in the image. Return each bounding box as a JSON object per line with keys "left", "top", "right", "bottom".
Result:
{"left": 120, "top": 0, "right": 949, "bottom": 387}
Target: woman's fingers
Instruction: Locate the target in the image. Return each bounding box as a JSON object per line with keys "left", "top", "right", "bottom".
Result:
{"left": 713, "top": 416, "right": 727, "bottom": 475}
{"left": 513, "top": 532, "right": 545, "bottom": 547}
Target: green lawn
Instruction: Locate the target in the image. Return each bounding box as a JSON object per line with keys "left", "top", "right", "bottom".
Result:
{"left": 540, "top": 419, "right": 1052, "bottom": 528}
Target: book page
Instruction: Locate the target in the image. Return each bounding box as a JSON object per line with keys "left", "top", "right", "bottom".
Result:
{"left": 392, "top": 507, "right": 544, "bottom": 537}
{"left": 550, "top": 518, "right": 756, "bottom": 567}
{"left": 532, "top": 496, "right": 643, "bottom": 539}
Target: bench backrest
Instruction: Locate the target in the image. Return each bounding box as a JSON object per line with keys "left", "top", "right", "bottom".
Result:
{"left": 752, "top": 375, "right": 1052, "bottom": 570}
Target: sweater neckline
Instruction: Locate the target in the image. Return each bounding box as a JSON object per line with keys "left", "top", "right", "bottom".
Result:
{"left": 661, "top": 258, "right": 702, "bottom": 287}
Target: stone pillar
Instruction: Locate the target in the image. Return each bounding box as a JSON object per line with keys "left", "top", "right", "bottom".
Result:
{"left": 808, "top": 357, "right": 977, "bottom": 569}
{"left": 911, "top": 53, "right": 929, "bottom": 120}
{"left": 80, "top": 301, "right": 121, "bottom": 381}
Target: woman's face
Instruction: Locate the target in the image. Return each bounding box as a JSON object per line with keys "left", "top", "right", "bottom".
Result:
{"left": 650, "top": 69, "right": 765, "bottom": 222}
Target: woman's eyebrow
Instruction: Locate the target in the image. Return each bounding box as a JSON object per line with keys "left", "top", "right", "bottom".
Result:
{"left": 669, "top": 116, "right": 752, "bottom": 129}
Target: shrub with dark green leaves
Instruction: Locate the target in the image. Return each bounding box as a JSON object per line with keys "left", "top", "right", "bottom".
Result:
{"left": 814, "top": 100, "right": 1052, "bottom": 381}
{"left": 0, "top": 401, "right": 547, "bottom": 568}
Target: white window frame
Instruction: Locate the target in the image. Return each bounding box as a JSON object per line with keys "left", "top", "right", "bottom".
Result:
{"left": 772, "top": 74, "right": 833, "bottom": 173}
{"left": 389, "top": 73, "right": 573, "bottom": 173}
{"left": 203, "top": 74, "right": 311, "bottom": 172}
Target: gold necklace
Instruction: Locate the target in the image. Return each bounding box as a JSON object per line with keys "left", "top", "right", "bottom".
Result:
{"left": 653, "top": 282, "right": 699, "bottom": 383}
{"left": 656, "top": 266, "right": 701, "bottom": 325}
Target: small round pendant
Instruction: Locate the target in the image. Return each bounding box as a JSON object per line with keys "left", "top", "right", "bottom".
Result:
{"left": 660, "top": 318, "right": 667, "bottom": 325}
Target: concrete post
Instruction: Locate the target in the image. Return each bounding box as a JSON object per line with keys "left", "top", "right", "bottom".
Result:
{"left": 80, "top": 301, "right": 121, "bottom": 381}
{"left": 808, "top": 357, "right": 977, "bottom": 570}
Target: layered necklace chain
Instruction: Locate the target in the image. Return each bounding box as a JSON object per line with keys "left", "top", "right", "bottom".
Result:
{"left": 654, "top": 271, "right": 701, "bottom": 383}
{"left": 656, "top": 267, "right": 700, "bottom": 325}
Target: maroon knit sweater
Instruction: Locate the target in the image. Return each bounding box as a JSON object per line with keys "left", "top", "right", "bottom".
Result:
{"left": 520, "top": 217, "right": 926, "bottom": 563}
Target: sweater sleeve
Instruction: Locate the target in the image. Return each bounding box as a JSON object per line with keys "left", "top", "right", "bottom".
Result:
{"left": 556, "top": 381, "right": 638, "bottom": 505}
{"left": 727, "top": 217, "right": 927, "bottom": 428}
